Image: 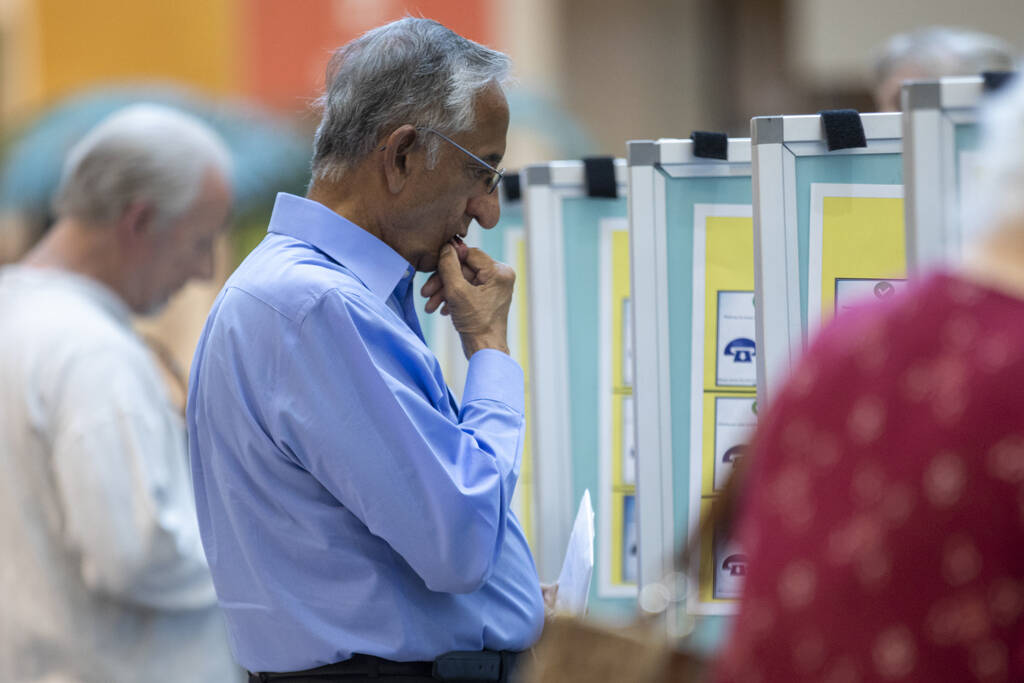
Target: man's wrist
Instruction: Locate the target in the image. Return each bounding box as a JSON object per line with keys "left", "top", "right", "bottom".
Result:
{"left": 462, "top": 334, "right": 510, "bottom": 358}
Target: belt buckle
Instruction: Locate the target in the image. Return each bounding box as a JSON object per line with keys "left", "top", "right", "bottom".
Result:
{"left": 432, "top": 650, "right": 502, "bottom": 681}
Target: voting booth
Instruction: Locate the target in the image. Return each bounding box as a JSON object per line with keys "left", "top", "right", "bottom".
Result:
{"left": 523, "top": 159, "right": 635, "bottom": 619}
{"left": 628, "top": 136, "right": 752, "bottom": 648}
{"left": 751, "top": 112, "right": 905, "bottom": 405}
{"left": 413, "top": 174, "right": 540, "bottom": 560}
{"left": 902, "top": 74, "right": 1007, "bottom": 271}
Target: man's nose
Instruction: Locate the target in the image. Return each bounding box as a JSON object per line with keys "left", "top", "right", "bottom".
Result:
{"left": 467, "top": 190, "right": 501, "bottom": 229}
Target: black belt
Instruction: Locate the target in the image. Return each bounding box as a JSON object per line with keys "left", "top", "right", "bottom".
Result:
{"left": 249, "top": 650, "right": 522, "bottom": 682}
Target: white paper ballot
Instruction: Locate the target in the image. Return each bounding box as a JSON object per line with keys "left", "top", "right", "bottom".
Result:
{"left": 555, "top": 490, "right": 595, "bottom": 615}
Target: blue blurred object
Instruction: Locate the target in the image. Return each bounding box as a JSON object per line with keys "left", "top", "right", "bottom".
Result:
{"left": 505, "top": 87, "right": 594, "bottom": 159}
{"left": 0, "top": 84, "right": 312, "bottom": 218}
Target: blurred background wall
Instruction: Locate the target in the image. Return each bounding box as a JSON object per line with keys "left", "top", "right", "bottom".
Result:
{"left": 0, "top": 0, "right": 1021, "bottom": 386}
{"left": 3, "top": 0, "right": 1023, "bottom": 175}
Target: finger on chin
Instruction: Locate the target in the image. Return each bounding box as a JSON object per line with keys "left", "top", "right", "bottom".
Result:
{"left": 454, "top": 239, "right": 470, "bottom": 262}
{"left": 436, "top": 244, "right": 465, "bottom": 285}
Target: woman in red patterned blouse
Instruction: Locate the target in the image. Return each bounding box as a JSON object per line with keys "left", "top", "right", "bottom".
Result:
{"left": 712, "top": 78, "right": 1024, "bottom": 683}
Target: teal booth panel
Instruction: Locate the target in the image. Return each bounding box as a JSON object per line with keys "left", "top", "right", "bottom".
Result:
{"left": 902, "top": 76, "right": 984, "bottom": 271}
{"left": 662, "top": 172, "right": 752, "bottom": 651}
{"left": 793, "top": 153, "right": 904, "bottom": 330}
{"left": 663, "top": 174, "right": 752, "bottom": 560}
{"left": 561, "top": 194, "right": 634, "bottom": 621}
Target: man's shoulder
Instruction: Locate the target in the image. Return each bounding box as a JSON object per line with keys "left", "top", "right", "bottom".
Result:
{"left": 0, "top": 271, "right": 139, "bottom": 358}
{"left": 0, "top": 276, "right": 164, "bottom": 415}
{"left": 222, "top": 232, "right": 377, "bottom": 325}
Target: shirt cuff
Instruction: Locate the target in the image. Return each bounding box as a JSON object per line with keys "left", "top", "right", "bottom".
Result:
{"left": 462, "top": 349, "right": 525, "bottom": 414}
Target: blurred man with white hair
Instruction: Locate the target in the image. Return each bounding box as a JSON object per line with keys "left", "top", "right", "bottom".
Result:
{"left": 0, "top": 104, "right": 239, "bottom": 682}
{"left": 873, "top": 25, "right": 1017, "bottom": 111}
{"left": 189, "top": 17, "right": 544, "bottom": 682}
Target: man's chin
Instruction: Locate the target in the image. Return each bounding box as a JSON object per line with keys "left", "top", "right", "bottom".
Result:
{"left": 419, "top": 254, "right": 439, "bottom": 273}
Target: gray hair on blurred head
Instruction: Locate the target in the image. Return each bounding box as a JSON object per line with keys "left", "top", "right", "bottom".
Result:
{"left": 311, "top": 17, "right": 511, "bottom": 183}
{"left": 967, "top": 75, "right": 1024, "bottom": 239}
{"left": 54, "top": 103, "right": 232, "bottom": 230}
{"left": 874, "top": 26, "right": 1016, "bottom": 84}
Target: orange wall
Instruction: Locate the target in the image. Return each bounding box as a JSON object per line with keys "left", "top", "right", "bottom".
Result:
{"left": 241, "top": 0, "right": 495, "bottom": 114}
{"left": 34, "top": 0, "right": 242, "bottom": 102}
{"left": 28, "top": 0, "right": 494, "bottom": 114}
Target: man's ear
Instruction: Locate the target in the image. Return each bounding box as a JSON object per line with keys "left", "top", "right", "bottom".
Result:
{"left": 382, "top": 125, "right": 419, "bottom": 194}
{"left": 115, "top": 201, "right": 157, "bottom": 247}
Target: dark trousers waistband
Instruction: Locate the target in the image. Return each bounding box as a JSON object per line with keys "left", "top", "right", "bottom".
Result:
{"left": 249, "top": 650, "right": 523, "bottom": 683}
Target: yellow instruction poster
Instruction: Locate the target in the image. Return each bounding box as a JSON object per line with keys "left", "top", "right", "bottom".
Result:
{"left": 599, "top": 217, "right": 637, "bottom": 597}
{"left": 808, "top": 184, "right": 906, "bottom": 330}
{"left": 505, "top": 229, "right": 535, "bottom": 550}
{"left": 688, "top": 204, "right": 756, "bottom": 615}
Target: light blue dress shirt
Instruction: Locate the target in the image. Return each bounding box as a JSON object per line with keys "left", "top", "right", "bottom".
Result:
{"left": 187, "top": 193, "right": 544, "bottom": 673}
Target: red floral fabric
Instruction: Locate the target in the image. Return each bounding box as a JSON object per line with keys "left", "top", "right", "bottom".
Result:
{"left": 712, "top": 273, "right": 1024, "bottom": 683}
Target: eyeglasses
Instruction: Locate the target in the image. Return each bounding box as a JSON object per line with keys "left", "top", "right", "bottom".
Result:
{"left": 418, "top": 127, "right": 505, "bottom": 195}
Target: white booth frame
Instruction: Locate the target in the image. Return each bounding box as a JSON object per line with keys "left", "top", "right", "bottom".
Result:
{"left": 902, "top": 76, "right": 984, "bottom": 272}
{"left": 522, "top": 160, "right": 628, "bottom": 588}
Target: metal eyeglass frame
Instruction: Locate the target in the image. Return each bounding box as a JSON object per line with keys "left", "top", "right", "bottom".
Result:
{"left": 417, "top": 127, "right": 505, "bottom": 194}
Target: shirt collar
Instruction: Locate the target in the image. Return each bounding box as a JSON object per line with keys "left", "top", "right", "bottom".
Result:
{"left": 267, "top": 193, "right": 414, "bottom": 301}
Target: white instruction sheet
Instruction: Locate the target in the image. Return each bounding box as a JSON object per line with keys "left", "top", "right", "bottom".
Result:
{"left": 555, "top": 490, "right": 595, "bottom": 615}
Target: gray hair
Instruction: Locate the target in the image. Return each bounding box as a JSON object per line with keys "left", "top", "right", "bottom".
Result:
{"left": 311, "top": 17, "right": 511, "bottom": 182}
{"left": 966, "top": 74, "right": 1024, "bottom": 239}
{"left": 874, "top": 26, "right": 1016, "bottom": 84}
{"left": 54, "top": 103, "right": 232, "bottom": 230}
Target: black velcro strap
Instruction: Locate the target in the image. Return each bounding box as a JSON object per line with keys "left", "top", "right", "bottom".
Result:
{"left": 819, "top": 109, "right": 867, "bottom": 151}
{"left": 690, "top": 131, "right": 728, "bottom": 160}
{"left": 502, "top": 172, "right": 521, "bottom": 202}
{"left": 983, "top": 71, "right": 1016, "bottom": 93}
{"left": 583, "top": 156, "right": 618, "bottom": 198}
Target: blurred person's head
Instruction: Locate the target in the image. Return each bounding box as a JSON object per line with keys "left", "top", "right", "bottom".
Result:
{"left": 39, "top": 104, "right": 233, "bottom": 314}
{"left": 308, "top": 17, "right": 511, "bottom": 272}
{"left": 965, "top": 74, "right": 1024, "bottom": 246}
{"left": 872, "top": 26, "right": 1016, "bottom": 111}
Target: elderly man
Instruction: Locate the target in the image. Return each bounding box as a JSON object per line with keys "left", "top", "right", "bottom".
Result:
{"left": 188, "top": 18, "right": 544, "bottom": 682}
{"left": 0, "top": 105, "right": 238, "bottom": 681}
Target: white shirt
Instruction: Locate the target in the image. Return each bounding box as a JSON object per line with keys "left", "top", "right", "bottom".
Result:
{"left": 0, "top": 266, "right": 241, "bottom": 683}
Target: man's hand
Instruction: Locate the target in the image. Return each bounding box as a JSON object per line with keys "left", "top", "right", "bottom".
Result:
{"left": 541, "top": 581, "right": 559, "bottom": 618}
{"left": 420, "top": 240, "right": 515, "bottom": 359}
